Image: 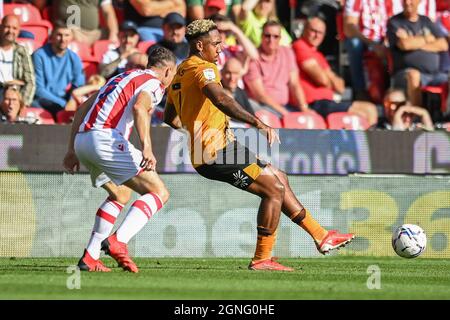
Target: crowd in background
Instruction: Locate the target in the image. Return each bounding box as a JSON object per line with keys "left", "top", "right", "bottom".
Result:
{"left": 1, "top": 0, "right": 450, "bottom": 131}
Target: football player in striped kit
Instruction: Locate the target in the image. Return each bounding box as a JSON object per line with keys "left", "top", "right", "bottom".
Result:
{"left": 63, "top": 47, "right": 177, "bottom": 273}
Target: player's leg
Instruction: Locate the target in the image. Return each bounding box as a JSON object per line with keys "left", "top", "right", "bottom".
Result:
{"left": 101, "top": 171, "right": 169, "bottom": 273}
{"left": 266, "top": 165, "right": 355, "bottom": 254}
{"left": 244, "top": 167, "right": 293, "bottom": 271}
{"left": 78, "top": 182, "right": 132, "bottom": 272}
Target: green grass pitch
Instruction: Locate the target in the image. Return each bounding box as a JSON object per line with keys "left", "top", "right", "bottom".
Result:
{"left": 0, "top": 256, "right": 449, "bottom": 299}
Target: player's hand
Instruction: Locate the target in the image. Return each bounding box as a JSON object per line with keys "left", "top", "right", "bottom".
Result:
{"left": 140, "top": 147, "right": 157, "bottom": 171}
{"left": 259, "top": 124, "right": 280, "bottom": 147}
{"left": 63, "top": 150, "right": 80, "bottom": 174}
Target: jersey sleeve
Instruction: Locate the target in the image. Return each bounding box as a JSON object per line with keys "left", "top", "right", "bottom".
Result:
{"left": 140, "top": 79, "right": 164, "bottom": 106}
{"left": 194, "top": 63, "right": 221, "bottom": 89}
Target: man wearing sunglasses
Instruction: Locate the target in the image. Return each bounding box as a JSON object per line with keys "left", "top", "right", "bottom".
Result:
{"left": 382, "top": 88, "right": 434, "bottom": 130}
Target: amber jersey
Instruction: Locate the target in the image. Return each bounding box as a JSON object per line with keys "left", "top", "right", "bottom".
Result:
{"left": 166, "top": 55, "right": 234, "bottom": 167}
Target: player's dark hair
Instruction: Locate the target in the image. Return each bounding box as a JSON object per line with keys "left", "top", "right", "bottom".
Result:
{"left": 147, "top": 46, "right": 176, "bottom": 68}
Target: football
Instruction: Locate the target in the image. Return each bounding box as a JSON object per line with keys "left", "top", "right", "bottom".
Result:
{"left": 392, "top": 224, "right": 427, "bottom": 258}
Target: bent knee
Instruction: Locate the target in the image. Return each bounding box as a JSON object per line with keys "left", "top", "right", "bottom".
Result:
{"left": 155, "top": 187, "right": 170, "bottom": 204}
{"left": 109, "top": 190, "right": 132, "bottom": 206}
{"left": 406, "top": 69, "right": 421, "bottom": 84}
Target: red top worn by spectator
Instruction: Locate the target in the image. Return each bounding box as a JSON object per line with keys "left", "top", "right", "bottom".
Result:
{"left": 292, "top": 38, "right": 333, "bottom": 104}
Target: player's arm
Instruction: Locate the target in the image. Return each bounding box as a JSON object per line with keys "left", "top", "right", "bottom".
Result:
{"left": 163, "top": 102, "right": 182, "bottom": 129}
{"left": 63, "top": 92, "right": 99, "bottom": 174}
{"left": 133, "top": 91, "right": 156, "bottom": 171}
{"left": 203, "top": 83, "right": 280, "bottom": 145}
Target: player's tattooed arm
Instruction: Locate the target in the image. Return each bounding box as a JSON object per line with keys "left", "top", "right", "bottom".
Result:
{"left": 164, "top": 102, "right": 182, "bottom": 129}
{"left": 203, "top": 82, "right": 264, "bottom": 129}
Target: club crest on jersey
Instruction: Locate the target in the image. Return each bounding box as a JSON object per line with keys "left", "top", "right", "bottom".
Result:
{"left": 203, "top": 68, "right": 216, "bottom": 81}
{"left": 117, "top": 143, "right": 125, "bottom": 152}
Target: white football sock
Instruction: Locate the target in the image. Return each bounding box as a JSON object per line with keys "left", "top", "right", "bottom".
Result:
{"left": 86, "top": 197, "right": 123, "bottom": 260}
{"left": 116, "top": 193, "right": 163, "bottom": 244}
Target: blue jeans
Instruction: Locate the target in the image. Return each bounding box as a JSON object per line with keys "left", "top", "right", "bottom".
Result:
{"left": 344, "top": 37, "right": 366, "bottom": 92}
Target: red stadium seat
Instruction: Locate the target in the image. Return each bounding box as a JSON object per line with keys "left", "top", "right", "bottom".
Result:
{"left": 20, "top": 107, "right": 55, "bottom": 124}
{"left": 56, "top": 110, "right": 75, "bottom": 124}
{"left": 20, "top": 25, "right": 49, "bottom": 47}
{"left": 421, "top": 83, "right": 449, "bottom": 113}
{"left": 83, "top": 61, "right": 99, "bottom": 80}
{"left": 92, "top": 40, "right": 116, "bottom": 62}
{"left": 4, "top": 3, "right": 42, "bottom": 24}
{"left": 326, "top": 112, "right": 370, "bottom": 130}
{"left": 282, "top": 111, "right": 327, "bottom": 129}
{"left": 68, "top": 41, "right": 96, "bottom": 62}
{"left": 3, "top": 4, "right": 52, "bottom": 30}
{"left": 255, "top": 109, "right": 282, "bottom": 128}
{"left": 137, "top": 40, "right": 156, "bottom": 54}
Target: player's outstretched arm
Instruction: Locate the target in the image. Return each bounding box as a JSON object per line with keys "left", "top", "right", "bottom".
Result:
{"left": 203, "top": 82, "right": 280, "bottom": 145}
{"left": 63, "top": 92, "right": 99, "bottom": 174}
{"left": 133, "top": 91, "right": 156, "bottom": 171}
{"left": 163, "top": 102, "right": 182, "bottom": 129}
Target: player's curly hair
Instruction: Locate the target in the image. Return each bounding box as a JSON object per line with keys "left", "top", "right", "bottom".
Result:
{"left": 185, "top": 19, "right": 218, "bottom": 42}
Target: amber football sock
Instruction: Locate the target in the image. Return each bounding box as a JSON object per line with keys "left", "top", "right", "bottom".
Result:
{"left": 253, "top": 227, "right": 277, "bottom": 262}
{"left": 291, "top": 209, "right": 328, "bottom": 243}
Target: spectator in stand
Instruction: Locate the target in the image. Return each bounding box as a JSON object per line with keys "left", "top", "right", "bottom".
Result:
{"left": 100, "top": 21, "right": 140, "bottom": 79}
{"left": 32, "top": 23, "right": 85, "bottom": 118}
{"left": 65, "top": 74, "right": 106, "bottom": 111}
{"left": 186, "top": 0, "right": 242, "bottom": 22}
{"left": 210, "top": 13, "right": 258, "bottom": 70}
{"left": 244, "top": 21, "right": 308, "bottom": 116}
{"left": 222, "top": 57, "right": 255, "bottom": 116}
{"left": 204, "top": 0, "right": 227, "bottom": 18}
{"left": 52, "top": 0, "right": 119, "bottom": 46}
{"left": 125, "top": 52, "right": 148, "bottom": 70}
{"left": 293, "top": 16, "right": 378, "bottom": 126}
{"left": 147, "top": 12, "right": 189, "bottom": 65}
{"left": 0, "top": 84, "right": 26, "bottom": 122}
{"left": 237, "top": 0, "right": 291, "bottom": 47}
{"left": 386, "top": 0, "right": 436, "bottom": 21}
{"left": 124, "top": 0, "right": 186, "bottom": 42}
{"left": 343, "top": 0, "right": 388, "bottom": 100}
{"left": 0, "top": 15, "right": 35, "bottom": 106}
{"left": 387, "top": 0, "right": 448, "bottom": 106}
{"left": 381, "top": 88, "right": 434, "bottom": 130}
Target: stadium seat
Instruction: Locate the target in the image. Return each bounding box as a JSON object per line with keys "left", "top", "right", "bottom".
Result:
{"left": 56, "top": 110, "right": 75, "bottom": 124}
{"left": 3, "top": 4, "right": 52, "bottom": 29}
{"left": 137, "top": 40, "right": 156, "bottom": 54}
{"left": 326, "top": 112, "right": 370, "bottom": 130}
{"left": 68, "top": 41, "right": 96, "bottom": 62}
{"left": 41, "top": 6, "right": 51, "bottom": 21}
{"left": 92, "top": 40, "right": 116, "bottom": 62}
{"left": 20, "top": 25, "right": 48, "bottom": 47}
{"left": 82, "top": 61, "right": 99, "bottom": 80}
{"left": 255, "top": 110, "right": 282, "bottom": 128}
{"left": 282, "top": 111, "right": 327, "bottom": 129}
{"left": 421, "top": 82, "right": 448, "bottom": 114}
{"left": 20, "top": 107, "right": 55, "bottom": 124}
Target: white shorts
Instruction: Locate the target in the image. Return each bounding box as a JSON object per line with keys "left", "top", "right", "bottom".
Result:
{"left": 74, "top": 129, "right": 143, "bottom": 188}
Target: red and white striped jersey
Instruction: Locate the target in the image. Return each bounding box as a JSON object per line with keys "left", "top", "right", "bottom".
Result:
{"left": 344, "top": 0, "right": 387, "bottom": 42}
{"left": 79, "top": 69, "right": 164, "bottom": 140}
{"left": 386, "top": 0, "right": 436, "bottom": 21}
